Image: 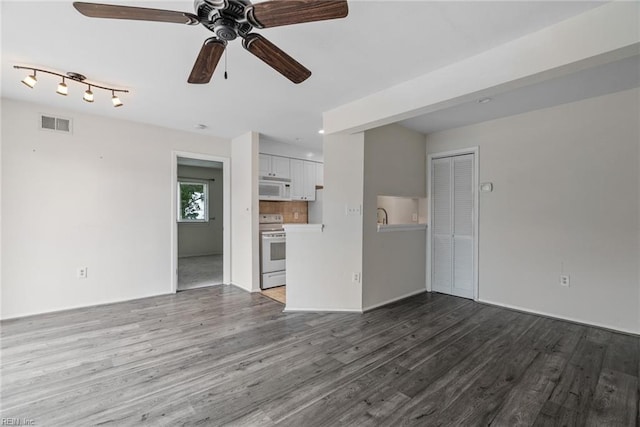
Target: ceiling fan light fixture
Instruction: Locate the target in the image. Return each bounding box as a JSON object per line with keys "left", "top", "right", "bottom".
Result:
{"left": 84, "top": 86, "right": 94, "bottom": 103}
{"left": 22, "top": 71, "right": 37, "bottom": 88}
{"left": 111, "top": 91, "right": 123, "bottom": 107}
{"left": 56, "top": 77, "right": 68, "bottom": 96}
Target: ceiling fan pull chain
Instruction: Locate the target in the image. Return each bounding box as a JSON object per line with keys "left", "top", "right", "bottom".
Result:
{"left": 224, "top": 48, "right": 228, "bottom": 80}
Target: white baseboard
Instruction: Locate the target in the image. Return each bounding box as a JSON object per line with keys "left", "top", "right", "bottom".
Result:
{"left": 229, "top": 282, "right": 252, "bottom": 293}
{"left": 178, "top": 252, "right": 222, "bottom": 259}
{"left": 0, "top": 292, "right": 175, "bottom": 321}
{"left": 478, "top": 298, "right": 639, "bottom": 336}
{"left": 283, "top": 307, "right": 363, "bottom": 314}
{"left": 363, "top": 288, "right": 427, "bottom": 312}
{"left": 177, "top": 283, "right": 223, "bottom": 291}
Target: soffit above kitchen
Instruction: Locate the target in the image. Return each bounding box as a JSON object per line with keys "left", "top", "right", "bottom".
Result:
{"left": 401, "top": 54, "right": 640, "bottom": 135}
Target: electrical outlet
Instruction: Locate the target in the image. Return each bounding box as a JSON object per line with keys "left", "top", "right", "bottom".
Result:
{"left": 294, "top": 212, "right": 299, "bottom": 220}
{"left": 77, "top": 267, "right": 88, "bottom": 279}
{"left": 345, "top": 205, "right": 361, "bottom": 216}
{"left": 352, "top": 272, "right": 360, "bottom": 283}
{"left": 412, "top": 213, "right": 418, "bottom": 222}
{"left": 560, "top": 275, "right": 570, "bottom": 287}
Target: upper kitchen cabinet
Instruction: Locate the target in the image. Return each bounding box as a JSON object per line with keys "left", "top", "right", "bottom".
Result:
{"left": 290, "top": 159, "right": 304, "bottom": 200}
{"left": 259, "top": 154, "right": 291, "bottom": 180}
{"left": 290, "top": 159, "right": 317, "bottom": 201}
{"left": 304, "top": 162, "right": 317, "bottom": 199}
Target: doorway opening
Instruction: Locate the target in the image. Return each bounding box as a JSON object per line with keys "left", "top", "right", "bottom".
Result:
{"left": 427, "top": 147, "right": 479, "bottom": 300}
{"left": 172, "top": 153, "right": 230, "bottom": 292}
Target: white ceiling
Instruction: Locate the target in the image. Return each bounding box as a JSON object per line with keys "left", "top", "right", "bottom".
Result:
{"left": 2, "top": 1, "right": 607, "bottom": 150}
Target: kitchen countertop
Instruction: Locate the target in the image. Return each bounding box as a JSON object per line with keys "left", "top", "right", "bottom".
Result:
{"left": 377, "top": 223, "right": 427, "bottom": 232}
{"left": 283, "top": 224, "right": 324, "bottom": 232}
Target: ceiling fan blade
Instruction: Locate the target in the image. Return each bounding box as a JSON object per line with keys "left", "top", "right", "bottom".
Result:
{"left": 248, "top": 0, "right": 348, "bottom": 29}
{"left": 188, "top": 39, "right": 227, "bottom": 84}
{"left": 243, "top": 34, "right": 311, "bottom": 84}
{"left": 73, "top": 2, "right": 199, "bottom": 25}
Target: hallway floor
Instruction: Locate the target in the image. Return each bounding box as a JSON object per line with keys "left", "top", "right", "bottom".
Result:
{"left": 178, "top": 255, "right": 223, "bottom": 290}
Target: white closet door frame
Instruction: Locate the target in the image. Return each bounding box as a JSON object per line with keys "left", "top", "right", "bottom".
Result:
{"left": 426, "top": 147, "right": 479, "bottom": 300}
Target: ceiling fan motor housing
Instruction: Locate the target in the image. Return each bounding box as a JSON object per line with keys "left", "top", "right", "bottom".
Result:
{"left": 195, "top": 0, "right": 253, "bottom": 40}
{"left": 213, "top": 16, "right": 238, "bottom": 40}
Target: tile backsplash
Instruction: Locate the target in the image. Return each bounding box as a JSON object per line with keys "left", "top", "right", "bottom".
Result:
{"left": 260, "top": 201, "right": 308, "bottom": 224}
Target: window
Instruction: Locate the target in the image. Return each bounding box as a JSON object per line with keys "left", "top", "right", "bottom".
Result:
{"left": 178, "top": 181, "right": 208, "bottom": 222}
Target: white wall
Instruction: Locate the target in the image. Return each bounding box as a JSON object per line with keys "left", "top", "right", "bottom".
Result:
{"left": 426, "top": 88, "right": 640, "bottom": 334}
{"left": 285, "top": 132, "right": 364, "bottom": 312}
{"left": 1, "top": 98, "right": 231, "bottom": 319}
{"left": 177, "top": 165, "right": 223, "bottom": 257}
{"left": 0, "top": 96, "right": 3, "bottom": 316}
{"left": 230, "top": 132, "right": 260, "bottom": 292}
{"left": 362, "top": 124, "right": 427, "bottom": 310}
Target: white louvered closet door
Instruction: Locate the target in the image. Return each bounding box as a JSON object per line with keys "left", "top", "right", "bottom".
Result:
{"left": 431, "top": 158, "right": 453, "bottom": 294}
{"left": 431, "top": 154, "right": 474, "bottom": 299}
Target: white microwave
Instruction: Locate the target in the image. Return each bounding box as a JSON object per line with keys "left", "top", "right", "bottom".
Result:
{"left": 259, "top": 179, "right": 291, "bottom": 201}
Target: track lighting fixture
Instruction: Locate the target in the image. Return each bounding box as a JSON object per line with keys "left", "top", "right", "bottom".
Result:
{"left": 56, "top": 77, "right": 68, "bottom": 96}
{"left": 14, "top": 65, "right": 129, "bottom": 107}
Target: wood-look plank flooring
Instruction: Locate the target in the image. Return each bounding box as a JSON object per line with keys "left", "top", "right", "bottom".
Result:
{"left": 1, "top": 286, "right": 637, "bottom": 426}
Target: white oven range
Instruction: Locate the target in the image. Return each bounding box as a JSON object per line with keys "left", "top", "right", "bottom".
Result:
{"left": 259, "top": 214, "right": 286, "bottom": 289}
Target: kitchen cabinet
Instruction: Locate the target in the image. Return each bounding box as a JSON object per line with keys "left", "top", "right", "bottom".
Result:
{"left": 303, "top": 161, "right": 317, "bottom": 199}
{"left": 259, "top": 154, "right": 290, "bottom": 179}
{"left": 290, "top": 159, "right": 304, "bottom": 200}
{"left": 290, "top": 159, "right": 317, "bottom": 201}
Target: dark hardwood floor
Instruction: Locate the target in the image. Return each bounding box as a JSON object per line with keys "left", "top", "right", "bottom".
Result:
{"left": 1, "top": 286, "right": 638, "bottom": 426}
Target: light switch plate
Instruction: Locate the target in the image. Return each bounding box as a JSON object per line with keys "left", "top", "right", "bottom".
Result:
{"left": 345, "top": 205, "right": 361, "bottom": 216}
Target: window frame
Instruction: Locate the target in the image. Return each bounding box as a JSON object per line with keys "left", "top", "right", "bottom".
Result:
{"left": 177, "top": 179, "right": 209, "bottom": 223}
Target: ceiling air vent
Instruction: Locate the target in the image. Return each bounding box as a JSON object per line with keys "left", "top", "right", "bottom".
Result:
{"left": 39, "top": 114, "right": 72, "bottom": 134}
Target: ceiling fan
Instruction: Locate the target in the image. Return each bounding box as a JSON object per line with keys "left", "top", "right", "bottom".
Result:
{"left": 73, "top": 0, "right": 349, "bottom": 85}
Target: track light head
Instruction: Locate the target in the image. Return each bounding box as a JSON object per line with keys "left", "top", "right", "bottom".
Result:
{"left": 83, "top": 86, "right": 94, "bottom": 103}
{"left": 22, "top": 71, "right": 37, "bottom": 88}
{"left": 56, "top": 78, "right": 68, "bottom": 96}
{"left": 111, "top": 91, "right": 123, "bottom": 107}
